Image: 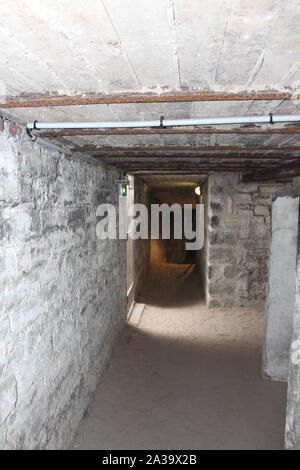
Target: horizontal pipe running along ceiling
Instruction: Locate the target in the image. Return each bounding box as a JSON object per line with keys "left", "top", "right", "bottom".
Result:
{"left": 27, "top": 114, "right": 300, "bottom": 130}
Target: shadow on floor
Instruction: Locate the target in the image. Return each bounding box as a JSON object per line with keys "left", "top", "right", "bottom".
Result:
{"left": 72, "top": 260, "right": 287, "bottom": 450}
{"left": 138, "top": 262, "right": 204, "bottom": 308}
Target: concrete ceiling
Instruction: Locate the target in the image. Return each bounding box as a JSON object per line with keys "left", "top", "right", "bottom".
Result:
{"left": 1, "top": 0, "right": 300, "bottom": 180}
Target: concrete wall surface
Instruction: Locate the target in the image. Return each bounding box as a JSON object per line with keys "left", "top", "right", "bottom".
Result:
{"left": 263, "top": 195, "right": 299, "bottom": 382}
{"left": 285, "top": 211, "right": 300, "bottom": 449}
{"left": 0, "top": 120, "right": 127, "bottom": 449}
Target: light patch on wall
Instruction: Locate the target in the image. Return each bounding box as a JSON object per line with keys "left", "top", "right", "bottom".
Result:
{"left": 291, "top": 339, "right": 300, "bottom": 366}
{"left": 227, "top": 196, "right": 233, "bottom": 214}
{"left": 0, "top": 81, "right": 6, "bottom": 101}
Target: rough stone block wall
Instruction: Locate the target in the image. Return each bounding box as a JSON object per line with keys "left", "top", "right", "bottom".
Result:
{"left": 0, "top": 120, "right": 126, "bottom": 449}
{"left": 206, "top": 172, "right": 283, "bottom": 308}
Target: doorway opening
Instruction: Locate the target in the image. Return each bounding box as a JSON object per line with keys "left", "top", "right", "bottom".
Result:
{"left": 126, "top": 175, "right": 135, "bottom": 316}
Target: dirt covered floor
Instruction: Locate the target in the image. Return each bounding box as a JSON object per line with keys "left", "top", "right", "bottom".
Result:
{"left": 72, "top": 261, "right": 287, "bottom": 450}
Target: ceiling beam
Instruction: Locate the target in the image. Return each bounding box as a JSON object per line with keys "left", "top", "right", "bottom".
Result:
{"left": 117, "top": 161, "right": 278, "bottom": 166}
{"left": 243, "top": 171, "right": 300, "bottom": 182}
{"left": 134, "top": 170, "right": 211, "bottom": 173}
{"left": 114, "top": 164, "right": 282, "bottom": 172}
{"left": 38, "top": 127, "right": 300, "bottom": 137}
{"left": 100, "top": 160, "right": 292, "bottom": 166}
{"left": 0, "top": 90, "right": 292, "bottom": 108}
{"left": 118, "top": 168, "right": 279, "bottom": 173}
{"left": 118, "top": 164, "right": 280, "bottom": 169}
{"left": 242, "top": 161, "right": 300, "bottom": 182}
{"left": 130, "top": 170, "right": 296, "bottom": 180}
{"left": 118, "top": 168, "right": 257, "bottom": 172}
{"left": 112, "top": 158, "right": 289, "bottom": 170}
{"left": 91, "top": 152, "right": 298, "bottom": 160}
{"left": 134, "top": 170, "right": 297, "bottom": 181}
{"left": 73, "top": 145, "right": 300, "bottom": 153}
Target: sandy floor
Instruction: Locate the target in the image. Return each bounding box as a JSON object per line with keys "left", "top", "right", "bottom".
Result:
{"left": 72, "top": 262, "right": 287, "bottom": 450}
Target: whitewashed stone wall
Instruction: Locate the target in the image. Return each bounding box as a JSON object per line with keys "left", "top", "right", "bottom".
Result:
{"left": 0, "top": 120, "right": 127, "bottom": 449}
{"left": 205, "top": 172, "right": 283, "bottom": 307}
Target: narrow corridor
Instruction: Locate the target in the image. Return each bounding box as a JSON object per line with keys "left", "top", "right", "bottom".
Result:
{"left": 72, "top": 262, "right": 287, "bottom": 450}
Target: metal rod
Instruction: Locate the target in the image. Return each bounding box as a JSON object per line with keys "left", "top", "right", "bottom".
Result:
{"left": 38, "top": 127, "right": 300, "bottom": 136}
{"left": 90, "top": 153, "right": 299, "bottom": 160}
{"left": 26, "top": 127, "right": 73, "bottom": 156}
{"left": 2, "top": 90, "right": 292, "bottom": 108}
{"left": 243, "top": 171, "right": 300, "bottom": 182}
{"left": 72, "top": 145, "right": 300, "bottom": 153}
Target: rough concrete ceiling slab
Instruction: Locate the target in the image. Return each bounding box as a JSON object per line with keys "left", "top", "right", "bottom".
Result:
{"left": 1, "top": 0, "right": 300, "bottom": 179}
